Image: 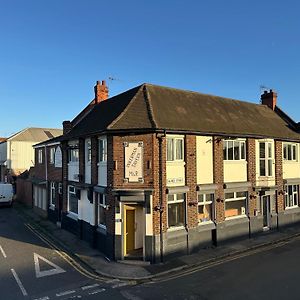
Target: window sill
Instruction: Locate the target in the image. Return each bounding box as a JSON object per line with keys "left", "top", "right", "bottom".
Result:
{"left": 224, "top": 160, "right": 247, "bottom": 164}
{"left": 67, "top": 212, "right": 78, "bottom": 220}
{"left": 49, "top": 205, "right": 55, "bottom": 211}
{"left": 225, "top": 215, "right": 247, "bottom": 221}
{"left": 97, "top": 225, "right": 107, "bottom": 235}
{"left": 167, "top": 225, "right": 185, "bottom": 232}
{"left": 284, "top": 206, "right": 300, "bottom": 214}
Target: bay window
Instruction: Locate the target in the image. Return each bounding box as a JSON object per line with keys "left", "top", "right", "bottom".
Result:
{"left": 68, "top": 145, "right": 79, "bottom": 163}
{"left": 259, "top": 142, "right": 273, "bottom": 176}
{"left": 99, "top": 138, "right": 107, "bottom": 162}
{"left": 284, "top": 184, "right": 299, "bottom": 208}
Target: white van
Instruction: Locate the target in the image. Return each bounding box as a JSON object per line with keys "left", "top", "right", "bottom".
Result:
{"left": 0, "top": 183, "right": 14, "bottom": 206}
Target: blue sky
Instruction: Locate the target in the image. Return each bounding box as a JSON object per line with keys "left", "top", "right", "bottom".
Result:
{"left": 1, "top": 0, "right": 300, "bottom": 137}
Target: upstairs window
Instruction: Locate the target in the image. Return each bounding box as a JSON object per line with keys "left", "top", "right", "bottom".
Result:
{"left": 223, "top": 140, "right": 246, "bottom": 161}
{"left": 99, "top": 138, "right": 107, "bottom": 162}
{"left": 167, "top": 137, "right": 184, "bottom": 161}
{"left": 283, "top": 143, "right": 298, "bottom": 161}
{"left": 259, "top": 142, "right": 273, "bottom": 176}
{"left": 68, "top": 145, "right": 79, "bottom": 163}
{"left": 86, "top": 139, "right": 91, "bottom": 163}
{"left": 49, "top": 148, "right": 55, "bottom": 164}
{"left": 38, "top": 149, "right": 43, "bottom": 164}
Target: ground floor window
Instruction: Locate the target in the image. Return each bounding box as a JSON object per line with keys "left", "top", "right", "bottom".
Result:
{"left": 95, "top": 193, "right": 107, "bottom": 228}
{"left": 284, "top": 184, "right": 299, "bottom": 208}
{"left": 198, "top": 193, "right": 214, "bottom": 223}
{"left": 68, "top": 185, "right": 78, "bottom": 215}
{"left": 168, "top": 193, "right": 186, "bottom": 228}
{"left": 50, "top": 182, "right": 56, "bottom": 207}
{"left": 225, "top": 191, "right": 247, "bottom": 218}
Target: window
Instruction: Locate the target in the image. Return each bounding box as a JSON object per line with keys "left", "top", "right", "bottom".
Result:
{"left": 38, "top": 149, "right": 43, "bottom": 164}
{"left": 99, "top": 138, "right": 107, "bottom": 162}
{"left": 68, "top": 185, "right": 78, "bottom": 215}
{"left": 50, "top": 182, "right": 56, "bottom": 207}
{"left": 167, "top": 137, "right": 184, "bottom": 161}
{"left": 68, "top": 146, "right": 79, "bottom": 163}
{"left": 259, "top": 142, "right": 273, "bottom": 176}
{"left": 168, "top": 193, "right": 186, "bottom": 228}
{"left": 283, "top": 143, "right": 298, "bottom": 161}
{"left": 96, "top": 193, "right": 107, "bottom": 228}
{"left": 58, "top": 183, "right": 62, "bottom": 195}
{"left": 284, "top": 184, "right": 299, "bottom": 208}
{"left": 198, "top": 193, "right": 214, "bottom": 223}
{"left": 223, "top": 140, "right": 246, "bottom": 161}
{"left": 86, "top": 140, "right": 91, "bottom": 163}
{"left": 49, "top": 148, "right": 55, "bottom": 164}
{"left": 225, "top": 191, "right": 247, "bottom": 218}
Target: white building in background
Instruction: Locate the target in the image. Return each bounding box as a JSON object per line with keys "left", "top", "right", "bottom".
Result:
{"left": 0, "top": 127, "right": 62, "bottom": 181}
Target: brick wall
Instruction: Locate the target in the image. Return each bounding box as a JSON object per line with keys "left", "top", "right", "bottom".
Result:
{"left": 34, "top": 148, "right": 46, "bottom": 179}
{"left": 185, "top": 135, "right": 198, "bottom": 229}
{"left": 213, "top": 137, "right": 225, "bottom": 223}
{"left": 16, "top": 178, "right": 32, "bottom": 206}
{"left": 62, "top": 141, "right": 68, "bottom": 212}
{"left": 275, "top": 140, "right": 284, "bottom": 212}
{"left": 247, "top": 138, "right": 257, "bottom": 216}
{"left": 47, "top": 145, "right": 62, "bottom": 182}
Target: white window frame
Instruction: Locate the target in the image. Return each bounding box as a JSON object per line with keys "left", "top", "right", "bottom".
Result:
{"left": 68, "top": 146, "right": 79, "bottom": 163}
{"left": 284, "top": 184, "right": 299, "bottom": 209}
{"left": 99, "top": 138, "right": 107, "bottom": 162}
{"left": 259, "top": 142, "right": 273, "bottom": 177}
{"left": 197, "top": 193, "right": 214, "bottom": 224}
{"left": 38, "top": 149, "right": 43, "bottom": 164}
{"left": 50, "top": 182, "right": 55, "bottom": 207}
{"left": 58, "top": 183, "right": 62, "bottom": 195}
{"left": 96, "top": 193, "right": 107, "bottom": 229}
{"left": 166, "top": 137, "right": 184, "bottom": 162}
{"left": 223, "top": 139, "right": 246, "bottom": 161}
{"left": 283, "top": 143, "right": 298, "bottom": 161}
{"left": 49, "top": 148, "right": 55, "bottom": 164}
{"left": 85, "top": 139, "right": 91, "bottom": 163}
{"left": 67, "top": 185, "right": 78, "bottom": 216}
{"left": 167, "top": 193, "right": 186, "bottom": 229}
{"left": 225, "top": 191, "right": 247, "bottom": 219}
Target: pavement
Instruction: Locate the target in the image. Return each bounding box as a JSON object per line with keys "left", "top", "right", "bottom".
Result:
{"left": 13, "top": 202, "right": 300, "bottom": 282}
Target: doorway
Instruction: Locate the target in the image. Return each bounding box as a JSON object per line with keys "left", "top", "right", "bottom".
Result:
{"left": 125, "top": 208, "right": 135, "bottom": 254}
{"left": 262, "top": 195, "right": 271, "bottom": 229}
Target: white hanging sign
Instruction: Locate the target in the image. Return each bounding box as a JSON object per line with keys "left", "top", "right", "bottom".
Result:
{"left": 124, "top": 142, "right": 143, "bottom": 182}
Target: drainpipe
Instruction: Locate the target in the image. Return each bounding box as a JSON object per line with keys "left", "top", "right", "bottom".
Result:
{"left": 44, "top": 145, "right": 48, "bottom": 208}
{"left": 156, "top": 131, "right": 166, "bottom": 263}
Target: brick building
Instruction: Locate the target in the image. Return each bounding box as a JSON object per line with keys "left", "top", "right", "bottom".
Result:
{"left": 34, "top": 81, "right": 300, "bottom": 263}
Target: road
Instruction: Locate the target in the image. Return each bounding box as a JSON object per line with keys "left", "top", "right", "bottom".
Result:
{"left": 0, "top": 207, "right": 126, "bottom": 300}
{"left": 3, "top": 206, "right": 300, "bottom": 300}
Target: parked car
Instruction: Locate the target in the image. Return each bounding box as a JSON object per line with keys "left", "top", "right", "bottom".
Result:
{"left": 0, "top": 183, "right": 14, "bottom": 207}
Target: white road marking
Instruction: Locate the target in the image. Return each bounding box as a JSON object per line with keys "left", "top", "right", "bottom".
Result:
{"left": 81, "top": 283, "right": 100, "bottom": 290}
{"left": 11, "top": 268, "right": 28, "bottom": 296}
{"left": 112, "top": 282, "right": 129, "bottom": 288}
{"left": 34, "top": 252, "right": 66, "bottom": 278}
{"left": 0, "top": 245, "right": 7, "bottom": 258}
{"left": 88, "top": 288, "right": 106, "bottom": 295}
{"left": 56, "top": 290, "right": 76, "bottom": 297}
{"left": 33, "top": 297, "right": 50, "bottom": 300}
{"left": 121, "top": 290, "right": 144, "bottom": 300}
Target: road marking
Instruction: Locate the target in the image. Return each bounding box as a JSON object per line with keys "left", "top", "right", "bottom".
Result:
{"left": 34, "top": 252, "right": 66, "bottom": 278}
{"left": 112, "top": 282, "right": 130, "bottom": 288}
{"left": 121, "top": 290, "right": 144, "bottom": 300}
{"left": 88, "top": 288, "right": 106, "bottom": 295}
{"left": 11, "top": 268, "right": 28, "bottom": 296}
{"left": 0, "top": 245, "right": 7, "bottom": 258}
{"left": 81, "top": 283, "right": 100, "bottom": 290}
{"left": 33, "top": 297, "right": 50, "bottom": 300}
{"left": 56, "top": 290, "right": 75, "bottom": 297}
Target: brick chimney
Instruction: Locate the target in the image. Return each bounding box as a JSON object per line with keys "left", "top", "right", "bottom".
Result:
{"left": 63, "top": 120, "right": 72, "bottom": 135}
{"left": 261, "top": 89, "right": 277, "bottom": 110}
{"left": 94, "top": 80, "right": 108, "bottom": 104}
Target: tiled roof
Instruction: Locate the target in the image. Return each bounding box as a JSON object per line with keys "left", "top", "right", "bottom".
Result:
{"left": 64, "top": 83, "right": 300, "bottom": 141}
{"left": 7, "top": 128, "right": 63, "bottom": 142}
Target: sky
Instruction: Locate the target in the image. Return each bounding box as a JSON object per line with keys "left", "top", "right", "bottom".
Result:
{"left": 0, "top": 0, "right": 300, "bottom": 137}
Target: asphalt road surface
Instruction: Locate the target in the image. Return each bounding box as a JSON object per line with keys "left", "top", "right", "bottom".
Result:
{"left": 3, "top": 206, "right": 300, "bottom": 300}
{"left": 0, "top": 207, "right": 127, "bottom": 300}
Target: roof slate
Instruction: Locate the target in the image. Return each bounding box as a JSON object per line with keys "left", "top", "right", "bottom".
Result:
{"left": 64, "top": 83, "right": 300, "bottom": 141}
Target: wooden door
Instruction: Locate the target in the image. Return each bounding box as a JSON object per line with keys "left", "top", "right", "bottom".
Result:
{"left": 126, "top": 209, "right": 135, "bottom": 254}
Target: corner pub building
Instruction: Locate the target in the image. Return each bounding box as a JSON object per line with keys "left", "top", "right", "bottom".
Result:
{"left": 41, "top": 81, "right": 300, "bottom": 263}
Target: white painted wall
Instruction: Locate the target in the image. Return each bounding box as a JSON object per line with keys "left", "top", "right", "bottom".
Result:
{"left": 10, "top": 141, "right": 35, "bottom": 172}
{"left": 224, "top": 161, "right": 247, "bottom": 183}
{"left": 196, "top": 136, "right": 213, "bottom": 184}
{"left": 0, "top": 142, "right": 7, "bottom": 164}
{"left": 78, "top": 190, "right": 95, "bottom": 225}
{"left": 283, "top": 143, "right": 300, "bottom": 179}
{"left": 166, "top": 162, "right": 185, "bottom": 187}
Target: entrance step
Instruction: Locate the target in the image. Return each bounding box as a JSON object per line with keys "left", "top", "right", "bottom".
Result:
{"left": 117, "top": 259, "right": 150, "bottom": 266}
